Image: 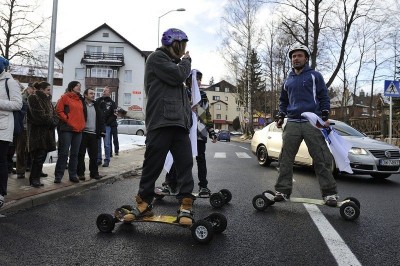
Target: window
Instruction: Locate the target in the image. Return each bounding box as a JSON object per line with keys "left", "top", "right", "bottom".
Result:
{"left": 225, "top": 88, "right": 229, "bottom": 92}
{"left": 94, "top": 87, "right": 104, "bottom": 99}
{"left": 91, "top": 67, "right": 113, "bottom": 78}
{"left": 236, "top": 107, "right": 241, "bottom": 111}
{"left": 103, "top": 32, "right": 109, "bottom": 37}
{"left": 124, "top": 70, "right": 132, "bottom": 82}
{"left": 86, "top": 45, "right": 102, "bottom": 53}
{"left": 225, "top": 96, "right": 228, "bottom": 101}
{"left": 331, "top": 110, "right": 336, "bottom": 115}
{"left": 216, "top": 104, "right": 221, "bottom": 110}
{"left": 213, "top": 96, "right": 220, "bottom": 100}
{"left": 215, "top": 87, "right": 220, "bottom": 92}
{"left": 216, "top": 114, "right": 221, "bottom": 119}
{"left": 109, "top": 47, "right": 124, "bottom": 54}
{"left": 75, "top": 68, "right": 85, "bottom": 80}
{"left": 123, "top": 93, "right": 131, "bottom": 105}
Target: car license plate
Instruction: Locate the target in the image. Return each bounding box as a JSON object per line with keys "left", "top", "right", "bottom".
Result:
{"left": 380, "top": 159, "right": 400, "bottom": 166}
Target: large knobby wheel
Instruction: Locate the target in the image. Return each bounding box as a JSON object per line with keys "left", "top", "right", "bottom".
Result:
{"left": 252, "top": 195, "right": 270, "bottom": 211}
{"left": 204, "top": 213, "right": 228, "bottom": 234}
{"left": 191, "top": 220, "right": 214, "bottom": 244}
{"left": 340, "top": 202, "right": 360, "bottom": 221}
{"left": 343, "top": 197, "right": 361, "bottom": 209}
{"left": 209, "top": 193, "right": 225, "bottom": 208}
{"left": 257, "top": 145, "right": 271, "bottom": 166}
{"left": 219, "top": 189, "right": 232, "bottom": 203}
{"left": 96, "top": 213, "right": 116, "bottom": 233}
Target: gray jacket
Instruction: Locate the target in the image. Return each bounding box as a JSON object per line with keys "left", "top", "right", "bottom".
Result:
{"left": 144, "top": 48, "right": 192, "bottom": 132}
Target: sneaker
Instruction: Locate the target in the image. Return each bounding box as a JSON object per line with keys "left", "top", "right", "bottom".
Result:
{"left": 17, "top": 173, "right": 25, "bottom": 179}
{"left": 78, "top": 175, "right": 86, "bottom": 181}
{"left": 69, "top": 178, "right": 79, "bottom": 183}
{"left": 198, "top": 187, "right": 211, "bottom": 197}
{"left": 0, "top": 195, "right": 4, "bottom": 208}
{"left": 97, "top": 161, "right": 102, "bottom": 166}
{"left": 102, "top": 161, "right": 109, "bottom": 167}
{"left": 274, "top": 191, "right": 289, "bottom": 202}
{"left": 324, "top": 194, "right": 338, "bottom": 207}
{"left": 115, "top": 153, "right": 119, "bottom": 156}
{"left": 161, "top": 185, "right": 177, "bottom": 195}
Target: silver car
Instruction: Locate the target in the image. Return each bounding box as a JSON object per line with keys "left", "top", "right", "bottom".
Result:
{"left": 251, "top": 119, "right": 400, "bottom": 179}
{"left": 117, "top": 119, "right": 146, "bottom": 136}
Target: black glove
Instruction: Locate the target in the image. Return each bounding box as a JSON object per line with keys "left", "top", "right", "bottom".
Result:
{"left": 209, "top": 129, "right": 217, "bottom": 140}
{"left": 321, "top": 110, "right": 329, "bottom": 121}
{"left": 276, "top": 113, "right": 285, "bottom": 128}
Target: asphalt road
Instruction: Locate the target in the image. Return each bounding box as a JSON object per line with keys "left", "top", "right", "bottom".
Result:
{"left": 0, "top": 140, "right": 399, "bottom": 265}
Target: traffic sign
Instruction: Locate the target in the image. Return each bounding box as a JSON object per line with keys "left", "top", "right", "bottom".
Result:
{"left": 384, "top": 80, "right": 400, "bottom": 97}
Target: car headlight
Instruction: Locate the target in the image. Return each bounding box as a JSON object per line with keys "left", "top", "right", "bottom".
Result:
{"left": 349, "top": 147, "right": 368, "bottom": 155}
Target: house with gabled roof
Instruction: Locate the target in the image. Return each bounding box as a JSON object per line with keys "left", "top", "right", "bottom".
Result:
{"left": 55, "top": 23, "right": 150, "bottom": 119}
{"left": 203, "top": 80, "right": 243, "bottom": 130}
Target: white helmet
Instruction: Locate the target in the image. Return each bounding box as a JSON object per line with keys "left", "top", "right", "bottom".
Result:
{"left": 288, "top": 43, "right": 311, "bottom": 59}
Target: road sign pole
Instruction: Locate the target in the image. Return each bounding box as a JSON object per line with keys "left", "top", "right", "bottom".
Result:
{"left": 389, "top": 96, "right": 392, "bottom": 144}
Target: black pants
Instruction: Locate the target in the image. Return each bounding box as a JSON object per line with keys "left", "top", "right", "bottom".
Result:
{"left": 139, "top": 127, "right": 194, "bottom": 204}
{"left": 110, "top": 126, "right": 119, "bottom": 155}
{"left": 7, "top": 142, "right": 15, "bottom": 173}
{"left": 0, "top": 141, "right": 10, "bottom": 196}
{"left": 165, "top": 140, "right": 208, "bottom": 188}
{"left": 77, "top": 132, "right": 99, "bottom": 177}
{"left": 30, "top": 149, "right": 47, "bottom": 179}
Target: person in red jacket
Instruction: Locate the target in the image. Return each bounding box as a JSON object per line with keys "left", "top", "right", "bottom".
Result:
{"left": 54, "top": 81, "right": 85, "bottom": 183}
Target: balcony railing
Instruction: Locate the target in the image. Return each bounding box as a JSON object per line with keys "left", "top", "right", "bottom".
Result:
{"left": 81, "top": 52, "right": 124, "bottom": 66}
{"left": 85, "top": 77, "right": 119, "bottom": 87}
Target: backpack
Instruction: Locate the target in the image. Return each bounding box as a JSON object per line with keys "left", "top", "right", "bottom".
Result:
{"left": 5, "top": 78, "right": 27, "bottom": 136}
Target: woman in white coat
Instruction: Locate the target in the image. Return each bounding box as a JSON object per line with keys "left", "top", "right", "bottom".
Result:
{"left": 0, "top": 56, "right": 22, "bottom": 208}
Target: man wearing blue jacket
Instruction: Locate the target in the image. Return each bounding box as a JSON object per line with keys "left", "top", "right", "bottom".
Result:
{"left": 274, "top": 43, "right": 338, "bottom": 206}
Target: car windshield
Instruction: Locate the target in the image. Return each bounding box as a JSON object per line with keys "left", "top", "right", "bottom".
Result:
{"left": 332, "top": 121, "right": 365, "bottom": 137}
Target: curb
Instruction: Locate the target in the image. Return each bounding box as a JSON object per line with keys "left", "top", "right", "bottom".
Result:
{"left": 0, "top": 169, "right": 139, "bottom": 215}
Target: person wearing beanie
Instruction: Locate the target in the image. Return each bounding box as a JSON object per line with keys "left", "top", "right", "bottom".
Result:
{"left": 0, "top": 56, "right": 22, "bottom": 208}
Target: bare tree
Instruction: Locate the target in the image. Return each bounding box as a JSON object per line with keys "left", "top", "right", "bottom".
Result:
{"left": 0, "top": 0, "right": 49, "bottom": 64}
{"left": 220, "top": 0, "right": 264, "bottom": 136}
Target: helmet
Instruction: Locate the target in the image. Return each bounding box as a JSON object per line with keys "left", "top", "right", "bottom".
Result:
{"left": 161, "top": 28, "right": 189, "bottom": 46}
{"left": 0, "top": 56, "right": 9, "bottom": 73}
{"left": 288, "top": 43, "right": 311, "bottom": 59}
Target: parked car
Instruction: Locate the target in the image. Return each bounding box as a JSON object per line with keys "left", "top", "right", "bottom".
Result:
{"left": 217, "top": 130, "right": 231, "bottom": 142}
{"left": 251, "top": 119, "right": 400, "bottom": 179}
{"left": 117, "top": 119, "right": 146, "bottom": 136}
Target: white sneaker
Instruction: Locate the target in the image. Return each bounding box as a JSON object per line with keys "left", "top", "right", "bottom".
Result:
{"left": 0, "top": 195, "right": 4, "bottom": 208}
{"left": 323, "top": 194, "right": 338, "bottom": 207}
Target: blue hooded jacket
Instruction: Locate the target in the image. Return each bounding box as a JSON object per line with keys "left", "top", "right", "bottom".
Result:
{"left": 279, "top": 64, "right": 330, "bottom": 121}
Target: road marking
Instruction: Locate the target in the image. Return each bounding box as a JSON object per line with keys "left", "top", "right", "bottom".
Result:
{"left": 235, "top": 152, "right": 251, "bottom": 158}
{"left": 304, "top": 204, "right": 361, "bottom": 266}
{"left": 214, "top": 152, "right": 226, "bottom": 158}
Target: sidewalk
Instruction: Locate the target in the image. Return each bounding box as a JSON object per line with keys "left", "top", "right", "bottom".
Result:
{"left": 0, "top": 147, "right": 146, "bottom": 215}
{"left": 0, "top": 136, "right": 250, "bottom": 216}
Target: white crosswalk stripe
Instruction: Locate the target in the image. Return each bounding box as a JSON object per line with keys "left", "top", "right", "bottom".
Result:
{"left": 212, "top": 152, "right": 252, "bottom": 158}
{"left": 235, "top": 152, "right": 251, "bottom": 158}
{"left": 214, "top": 152, "right": 226, "bottom": 158}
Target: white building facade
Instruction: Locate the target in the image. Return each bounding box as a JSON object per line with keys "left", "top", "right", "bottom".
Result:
{"left": 55, "top": 23, "right": 149, "bottom": 119}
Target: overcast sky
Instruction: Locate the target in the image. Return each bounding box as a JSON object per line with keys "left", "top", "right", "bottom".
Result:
{"left": 39, "top": 0, "right": 231, "bottom": 85}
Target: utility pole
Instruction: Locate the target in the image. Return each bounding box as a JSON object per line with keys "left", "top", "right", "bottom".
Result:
{"left": 48, "top": 0, "right": 58, "bottom": 95}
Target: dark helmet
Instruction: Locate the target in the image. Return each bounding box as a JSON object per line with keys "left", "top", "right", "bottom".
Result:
{"left": 288, "top": 43, "right": 311, "bottom": 59}
{"left": 161, "top": 28, "right": 189, "bottom": 46}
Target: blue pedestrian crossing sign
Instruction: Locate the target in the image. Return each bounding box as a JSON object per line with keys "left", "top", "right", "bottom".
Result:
{"left": 384, "top": 80, "right": 400, "bottom": 97}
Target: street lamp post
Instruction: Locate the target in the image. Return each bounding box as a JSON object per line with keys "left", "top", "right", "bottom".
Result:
{"left": 157, "top": 8, "right": 186, "bottom": 47}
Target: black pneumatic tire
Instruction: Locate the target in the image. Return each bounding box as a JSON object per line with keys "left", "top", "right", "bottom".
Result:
{"left": 219, "top": 189, "right": 232, "bottom": 203}
{"left": 191, "top": 220, "right": 214, "bottom": 244}
{"left": 343, "top": 197, "right": 361, "bottom": 209}
{"left": 252, "top": 195, "right": 269, "bottom": 211}
{"left": 210, "top": 193, "right": 225, "bottom": 208}
{"left": 205, "top": 213, "right": 228, "bottom": 234}
{"left": 96, "top": 214, "right": 116, "bottom": 233}
{"left": 340, "top": 202, "right": 360, "bottom": 221}
{"left": 257, "top": 145, "right": 271, "bottom": 166}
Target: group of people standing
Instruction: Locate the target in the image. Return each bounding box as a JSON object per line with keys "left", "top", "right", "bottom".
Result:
{"left": 0, "top": 55, "right": 119, "bottom": 208}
